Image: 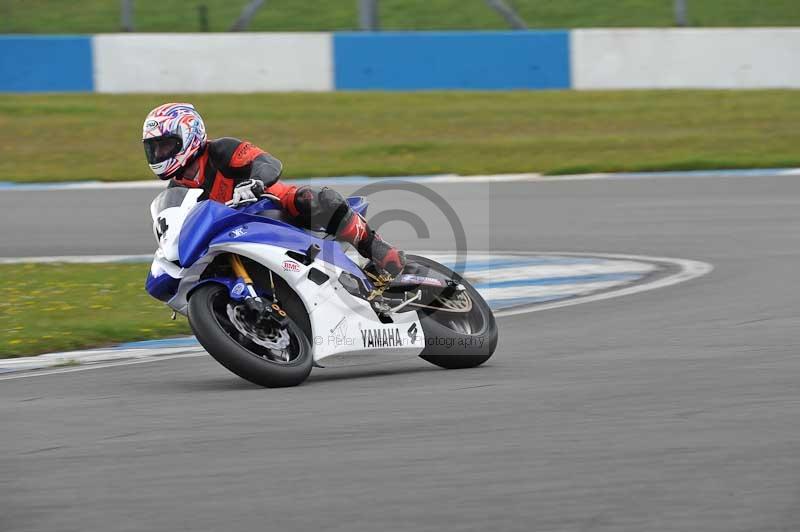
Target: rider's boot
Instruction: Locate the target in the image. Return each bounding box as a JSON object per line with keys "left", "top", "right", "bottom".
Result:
{"left": 338, "top": 213, "right": 406, "bottom": 277}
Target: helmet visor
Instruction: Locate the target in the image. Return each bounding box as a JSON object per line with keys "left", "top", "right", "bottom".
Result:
{"left": 143, "top": 136, "right": 183, "bottom": 165}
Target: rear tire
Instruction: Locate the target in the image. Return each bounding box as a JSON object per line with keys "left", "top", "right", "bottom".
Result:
{"left": 188, "top": 283, "right": 312, "bottom": 388}
{"left": 410, "top": 255, "right": 498, "bottom": 369}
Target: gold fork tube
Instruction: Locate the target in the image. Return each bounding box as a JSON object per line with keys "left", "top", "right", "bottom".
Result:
{"left": 229, "top": 254, "right": 253, "bottom": 284}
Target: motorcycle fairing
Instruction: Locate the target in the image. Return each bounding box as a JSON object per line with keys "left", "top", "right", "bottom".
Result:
{"left": 207, "top": 224, "right": 367, "bottom": 282}
{"left": 177, "top": 198, "right": 371, "bottom": 285}
{"left": 197, "top": 242, "right": 426, "bottom": 366}
{"left": 345, "top": 196, "right": 369, "bottom": 218}
{"left": 147, "top": 191, "right": 424, "bottom": 366}
{"left": 145, "top": 271, "right": 180, "bottom": 302}
{"left": 145, "top": 248, "right": 184, "bottom": 302}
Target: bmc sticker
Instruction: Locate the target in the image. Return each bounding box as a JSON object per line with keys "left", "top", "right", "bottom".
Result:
{"left": 282, "top": 260, "right": 301, "bottom": 273}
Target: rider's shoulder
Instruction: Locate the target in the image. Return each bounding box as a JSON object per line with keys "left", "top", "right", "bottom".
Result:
{"left": 207, "top": 137, "right": 244, "bottom": 163}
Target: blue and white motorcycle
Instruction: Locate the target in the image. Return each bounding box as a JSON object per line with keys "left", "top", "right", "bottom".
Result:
{"left": 146, "top": 187, "right": 497, "bottom": 387}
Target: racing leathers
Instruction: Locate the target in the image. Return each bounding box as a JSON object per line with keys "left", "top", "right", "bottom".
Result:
{"left": 168, "top": 137, "right": 406, "bottom": 276}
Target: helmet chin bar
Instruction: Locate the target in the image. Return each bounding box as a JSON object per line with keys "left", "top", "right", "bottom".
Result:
{"left": 153, "top": 148, "right": 204, "bottom": 181}
{"left": 150, "top": 159, "right": 177, "bottom": 180}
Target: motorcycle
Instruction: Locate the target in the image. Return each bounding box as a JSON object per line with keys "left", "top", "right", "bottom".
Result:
{"left": 145, "top": 187, "right": 498, "bottom": 387}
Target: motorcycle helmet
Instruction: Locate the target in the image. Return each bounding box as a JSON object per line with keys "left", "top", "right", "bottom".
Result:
{"left": 142, "top": 103, "right": 207, "bottom": 180}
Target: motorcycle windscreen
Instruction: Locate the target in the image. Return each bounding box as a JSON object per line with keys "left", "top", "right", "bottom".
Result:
{"left": 150, "top": 187, "right": 194, "bottom": 221}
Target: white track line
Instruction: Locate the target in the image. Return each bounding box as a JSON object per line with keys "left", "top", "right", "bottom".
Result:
{"left": 2, "top": 167, "right": 799, "bottom": 193}
{"left": 0, "top": 352, "right": 205, "bottom": 381}
{"left": 491, "top": 252, "right": 712, "bottom": 318}
{"left": 0, "top": 251, "right": 712, "bottom": 381}
{"left": 0, "top": 254, "right": 152, "bottom": 264}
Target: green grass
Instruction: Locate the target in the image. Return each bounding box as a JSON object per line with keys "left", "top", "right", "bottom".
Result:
{"left": 0, "top": 263, "right": 190, "bottom": 358}
{"left": 1, "top": 0, "right": 799, "bottom": 33}
{"left": 1, "top": 91, "right": 799, "bottom": 183}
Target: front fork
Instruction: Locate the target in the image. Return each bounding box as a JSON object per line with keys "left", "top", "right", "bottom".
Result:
{"left": 229, "top": 254, "right": 288, "bottom": 326}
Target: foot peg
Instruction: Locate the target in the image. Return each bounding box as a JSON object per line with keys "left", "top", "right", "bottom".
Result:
{"left": 286, "top": 243, "right": 321, "bottom": 266}
{"left": 302, "top": 244, "right": 320, "bottom": 265}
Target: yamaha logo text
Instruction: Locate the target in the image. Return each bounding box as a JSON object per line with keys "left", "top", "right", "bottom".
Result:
{"left": 361, "top": 328, "right": 403, "bottom": 348}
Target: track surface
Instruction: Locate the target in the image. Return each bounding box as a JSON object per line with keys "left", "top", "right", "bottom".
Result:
{"left": 3, "top": 176, "right": 800, "bottom": 531}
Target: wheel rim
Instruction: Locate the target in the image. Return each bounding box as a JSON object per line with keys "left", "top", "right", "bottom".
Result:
{"left": 209, "top": 289, "right": 302, "bottom": 364}
{"left": 411, "top": 260, "right": 487, "bottom": 336}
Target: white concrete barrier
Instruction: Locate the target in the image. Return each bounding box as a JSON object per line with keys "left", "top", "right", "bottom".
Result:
{"left": 571, "top": 29, "right": 800, "bottom": 89}
{"left": 82, "top": 29, "right": 800, "bottom": 93}
{"left": 93, "top": 33, "right": 333, "bottom": 93}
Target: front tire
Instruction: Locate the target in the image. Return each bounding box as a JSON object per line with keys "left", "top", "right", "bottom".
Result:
{"left": 188, "top": 283, "right": 313, "bottom": 388}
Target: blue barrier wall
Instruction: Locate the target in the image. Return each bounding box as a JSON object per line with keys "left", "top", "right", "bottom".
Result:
{"left": 0, "top": 36, "right": 93, "bottom": 92}
{"left": 334, "top": 31, "right": 570, "bottom": 90}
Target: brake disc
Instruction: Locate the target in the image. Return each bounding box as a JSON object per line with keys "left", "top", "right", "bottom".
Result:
{"left": 226, "top": 303, "right": 291, "bottom": 352}
{"left": 434, "top": 289, "right": 473, "bottom": 312}
{"left": 407, "top": 288, "right": 473, "bottom": 313}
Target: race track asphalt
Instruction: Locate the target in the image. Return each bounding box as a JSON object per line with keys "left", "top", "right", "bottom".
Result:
{"left": 2, "top": 175, "right": 800, "bottom": 532}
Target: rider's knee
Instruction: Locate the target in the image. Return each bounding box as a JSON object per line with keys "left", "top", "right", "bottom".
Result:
{"left": 293, "top": 186, "right": 351, "bottom": 232}
{"left": 318, "top": 187, "right": 351, "bottom": 233}
{"left": 317, "top": 187, "right": 344, "bottom": 209}
{"left": 293, "top": 186, "right": 320, "bottom": 218}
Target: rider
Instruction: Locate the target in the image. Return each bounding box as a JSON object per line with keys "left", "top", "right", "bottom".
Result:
{"left": 142, "top": 102, "right": 406, "bottom": 276}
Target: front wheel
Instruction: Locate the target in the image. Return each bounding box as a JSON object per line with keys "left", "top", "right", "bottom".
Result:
{"left": 408, "top": 255, "right": 498, "bottom": 369}
{"left": 188, "top": 283, "right": 312, "bottom": 387}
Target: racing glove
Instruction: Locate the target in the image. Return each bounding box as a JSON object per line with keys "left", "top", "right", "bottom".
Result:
{"left": 228, "top": 179, "right": 265, "bottom": 206}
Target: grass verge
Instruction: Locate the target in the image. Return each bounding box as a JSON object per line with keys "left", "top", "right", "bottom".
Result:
{"left": 1, "top": 91, "right": 799, "bottom": 183}
{"left": 2, "top": 0, "right": 799, "bottom": 33}
{"left": 0, "top": 263, "right": 190, "bottom": 358}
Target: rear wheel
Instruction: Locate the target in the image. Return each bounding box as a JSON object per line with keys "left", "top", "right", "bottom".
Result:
{"left": 188, "top": 283, "right": 312, "bottom": 387}
{"left": 408, "top": 255, "right": 498, "bottom": 369}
